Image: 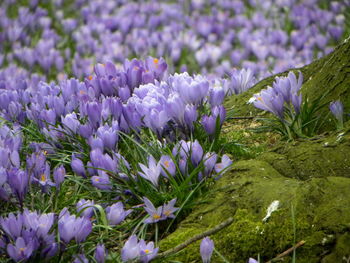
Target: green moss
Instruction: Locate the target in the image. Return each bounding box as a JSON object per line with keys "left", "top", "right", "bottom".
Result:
{"left": 258, "top": 127, "right": 350, "bottom": 179}
{"left": 158, "top": 158, "right": 350, "bottom": 262}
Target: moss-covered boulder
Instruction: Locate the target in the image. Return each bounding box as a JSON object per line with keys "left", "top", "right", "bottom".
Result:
{"left": 259, "top": 126, "right": 350, "bottom": 180}
{"left": 158, "top": 158, "right": 350, "bottom": 262}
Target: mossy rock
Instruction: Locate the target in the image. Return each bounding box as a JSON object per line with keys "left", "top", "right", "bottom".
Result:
{"left": 224, "top": 37, "right": 350, "bottom": 132}
{"left": 259, "top": 125, "right": 350, "bottom": 180}
{"left": 158, "top": 159, "right": 350, "bottom": 262}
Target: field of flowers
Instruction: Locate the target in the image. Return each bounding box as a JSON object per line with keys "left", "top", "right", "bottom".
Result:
{"left": 0, "top": 0, "right": 349, "bottom": 262}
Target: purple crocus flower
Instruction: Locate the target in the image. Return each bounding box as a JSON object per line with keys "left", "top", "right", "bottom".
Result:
{"left": 159, "top": 155, "right": 176, "bottom": 177}
{"left": 53, "top": 165, "right": 65, "bottom": 188}
{"left": 228, "top": 68, "right": 255, "bottom": 95}
{"left": 209, "top": 86, "right": 225, "bottom": 106}
{"left": 0, "top": 213, "right": 23, "bottom": 240}
{"left": 215, "top": 155, "right": 233, "bottom": 174}
{"left": 106, "top": 202, "right": 132, "bottom": 226}
{"left": 7, "top": 237, "right": 35, "bottom": 262}
{"left": 139, "top": 239, "right": 159, "bottom": 263}
{"left": 22, "top": 209, "right": 55, "bottom": 238}
{"left": 121, "top": 235, "right": 140, "bottom": 262}
{"left": 94, "top": 244, "right": 107, "bottom": 263}
{"left": 204, "top": 152, "right": 218, "bottom": 176}
{"left": 184, "top": 105, "right": 198, "bottom": 130}
{"left": 201, "top": 115, "right": 216, "bottom": 135}
{"left": 76, "top": 199, "right": 95, "bottom": 218}
{"left": 138, "top": 156, "right": 161, "bottom": 187}
{"left": 91, "top": 171, "right": 112, "bottom": 190}
{"left": 58, "top": 210, "right": 92, "bottom": 244}
{"left": 179, "top": 158, "right": 187, "bottom": 175}
{"left": 96, "top": 124, "right": 118, "bottom": 150}
{"left": 191, "top": 140, "right": 204, "bottom": 166}
{"left": 248, "top": 258, "right": 259, "bottom": 263}
{"left": 71, "top": 156, "right": 86, "bottom": 177}
{"left": 143, "top": 197, "right": 163, "bottom": 224}
{"left": 330, "top": 100, "right": 344, "bottom": 122}
{"left": 161, "top": 198, "right": 178, "bottom": 219}
{"left": 121, "top": 235, "right": 159, "bottom": 263}
{"left": 73, "top": 254, "right": 89, "bottom": 263}
{"left": 7, "top": 168, "right": 29, "bottom": 205}
{"left": 252, "top": 87, "right": 285, "bottom": 119}
{"left": 86, "top": 101, "right": 102, "bottom": 127}
{"left": 61, "top": 113, "right": 80, "bottom": 134}
{"left": 200, "top": 237, "right": 214, "bottom": 263}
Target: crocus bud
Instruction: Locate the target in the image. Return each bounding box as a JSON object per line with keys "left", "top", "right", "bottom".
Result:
{"left": 53, "top": 165, "right": 65, "bottom": 188}
{"left": 94, "top": 244, "right": 107, "bottom": 263}
{"left": 200, "top": 237, "right": 214, "bottom": 263}
{"left": 191, "top": 140, "right": 203, "bottom": 166}
{"left": 71, "top": 156, "right": 86, "bottom": 177}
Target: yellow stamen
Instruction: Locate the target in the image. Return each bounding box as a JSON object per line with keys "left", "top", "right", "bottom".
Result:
{"left": 19, "top": 248, "right": 25, "bottom": 252}
{"left": 95, "top": 178, "right": 100, "bottom": 182}
{"left": 153, "top": 58, "right": 159, "bottom": 64}
{"left": 153, "top": 214, "right": 161, "bottom": 220}
{"left": 164, "top": 211, "right": 170, "bottom": 216}
{"left": 88, "top": 75, "right": 93, "bottom": 81}
{"left": 40, "top": 174, "right": 46, "bottom": 182}
{"left": 257, "top": 97, "right": 262, "bottom": 101}
{"left": 144, "top": 249, "right": 150, "bottom": 254}
{"left": 164, "top": 161, "right": 170, "bottom": 168}
{"left": 79, "top": 90, "right": 86, "bottom": 95}
{"left": 43, "top": 151, "right": 48, "bottom": 155}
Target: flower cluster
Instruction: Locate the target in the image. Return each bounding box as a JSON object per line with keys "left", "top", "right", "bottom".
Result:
{"left": 121, "top": 235, "right": 158, "bottom": 263}
{"left": 0, "top": 0, "right": 346, "bottom": 82}
{"left": 251, "top": 71, "right": 303, "bottom": 119}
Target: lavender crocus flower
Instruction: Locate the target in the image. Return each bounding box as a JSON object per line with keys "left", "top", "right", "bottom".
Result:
{"left": 121, "top": 235, "right": 159, "bottom": 263}
{"left": 330, "top": 100, "right": 344, "bottom": 122}
{"left": 106, "top": 202, "right": 132, "bottom": 226}
{"left": 138, "top": 156, "right": 161, "bottom": 187}
{"left": 61, "top": 113, "right": 80, "bottom": 134}
{"left": 96, "top": 124, "right": 118, "bottom": 150}
{"left": 200, "top": 237, "right": 214, "bottom": 263}
{"left": 229, "top": 68, "right": 256, "bottom": 95}
{"left": 159, "top": 155, "right": 176, "bottom": 177}
{"left": 94, "top": 244, "right": 107, "bottom": 263}
{"left": 215, "top": 155, "right": 233, "bottom": 174}
{"left": 248, "top": 258, "right": 259, "bottom": 263}
{"left": 139, "top": 239, "right": 159, "bottom": 263}
{"left": 76, "top": 199, "right": 95, "bottom": 218}
{"left": 204, "top": 152, "right": 218, "bottom": 176}
{"left": 58, "top": 210, "right": 92, "bottom": 244}
{"left": 184, "top": 105, "right": 198, "bottom": 130}
{"left": 53, "top": 165, "right": 65, "bottom": 188}
{"left": 7, "top": 168, "right": 29, "bottom": 205}
{"left": 0, "top": 213, "right": 23, "bottom": 240}
{"left": 71, "top": 156, "right": 86, "bottom": 177}
{"left": 121, "top": 235, "right": 140, "bottom": 262}
{"left": 7, "top": 237, "right": 35, "bottom": 262}
{"left": 73, "top": 254, "right": 89, "bottom": 263}
{"left": 191, "top": 140, "right": 204, "bottom": 166}
{"left": 161, "top": 198, "right": 178, "bottom": 219}
{"left": 91, "top": 171, "right": 112, "bottom": 190}
{"left": 143, "top": 197, "right": 163, "bottom": 224}
{"left": 209, "top": 86, "right": 225, "bottom": 106}
{"left": 201, "top": 115, "right": 217, "bottom": 135}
